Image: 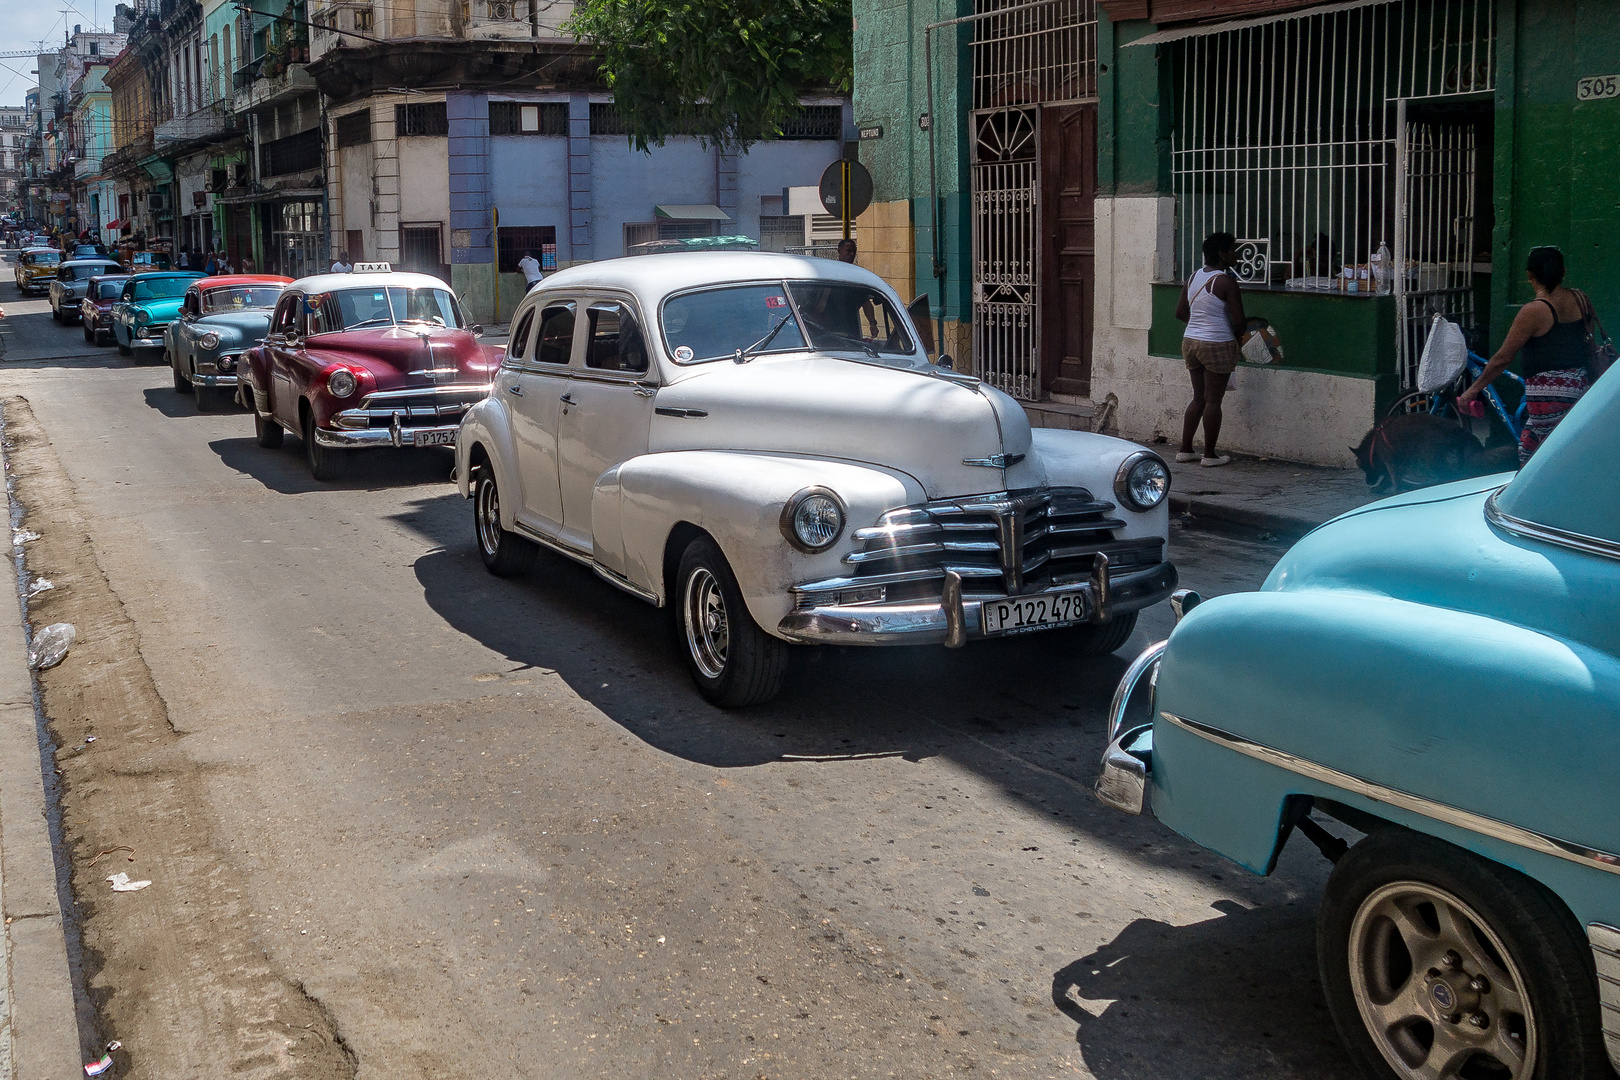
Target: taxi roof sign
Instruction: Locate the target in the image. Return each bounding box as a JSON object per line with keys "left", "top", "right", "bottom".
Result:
{"left": 353, "top": 261, "right": 392, "bottom": 273}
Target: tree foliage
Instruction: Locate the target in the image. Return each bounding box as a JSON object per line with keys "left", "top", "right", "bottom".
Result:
{"left": 566, "top": 0, "right": 853, "bottom": 151}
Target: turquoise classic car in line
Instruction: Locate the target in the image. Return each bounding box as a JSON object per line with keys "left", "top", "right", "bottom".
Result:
{"left": 1097, "top": 371, "right": 1620, "bottom": 1079}
{"left": 109, "top": 272, "right": 205, "bottom": 357}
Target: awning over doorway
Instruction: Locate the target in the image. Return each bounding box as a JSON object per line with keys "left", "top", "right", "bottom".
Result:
{"left": 654, "top": 204, "right": 732, "bottom": 221}
{"left": 1127, "top": 0, "right": 1393, "bottom": 45}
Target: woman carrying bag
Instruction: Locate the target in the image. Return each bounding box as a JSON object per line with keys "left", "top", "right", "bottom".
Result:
{"left": 1459, "top": 247, "right": 1612, "bottom": 462}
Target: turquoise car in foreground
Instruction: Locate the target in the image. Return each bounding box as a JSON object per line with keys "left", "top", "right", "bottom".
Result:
{"left": 110, "top": 272, "right": 204, "bottom": 357}
{"left": 1097, "top": 371, "right": 1619, "bottom": 1079}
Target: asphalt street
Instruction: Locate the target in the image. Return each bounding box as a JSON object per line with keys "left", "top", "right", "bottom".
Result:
{"left": 0, "top": 282, "right": 1358, "bottom": 1079}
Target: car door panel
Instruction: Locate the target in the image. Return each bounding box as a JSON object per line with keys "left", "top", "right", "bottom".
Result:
{"left": 557, "top": 300, "right": 656, "bottom": 557}
{"left": 509, "top": 301, "right": 578, "bottom": 537}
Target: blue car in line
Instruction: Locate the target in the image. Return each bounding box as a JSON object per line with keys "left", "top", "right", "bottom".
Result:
{"left": 1096, "top": 370, "right": 1619, "bottom": 1079}
{"left": 109, "top": 271, "right": 205, "bottom": 358}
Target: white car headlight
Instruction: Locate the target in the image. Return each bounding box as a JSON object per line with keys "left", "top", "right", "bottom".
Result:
{"left": 199, "top": 332, "right": 220, "bottom": 350}
{"left": 1115, "top": 451, "right": 1170, "bottom": 511}
{"left": 780, "top": 488, "right": 846, "bottom": 552}
{"left": 327, "top": 368, "right": 358, "bottom": 398}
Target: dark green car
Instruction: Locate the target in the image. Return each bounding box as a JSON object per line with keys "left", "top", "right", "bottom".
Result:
{"left": 109, "top": 272, "right": 205, "bottom": 357}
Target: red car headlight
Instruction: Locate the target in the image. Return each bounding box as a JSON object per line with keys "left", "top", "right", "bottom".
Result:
{"left": 327, "top": 368, "right": 358, "bottom": 398}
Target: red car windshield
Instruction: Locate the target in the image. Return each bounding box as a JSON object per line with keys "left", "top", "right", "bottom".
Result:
{"left": 201, "top": 286, "right": 283, "bottom": 313}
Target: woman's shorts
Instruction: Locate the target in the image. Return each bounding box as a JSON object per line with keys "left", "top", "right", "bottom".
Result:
{"left": 1182, "top": 337, "right": 1240, "bottom": 375}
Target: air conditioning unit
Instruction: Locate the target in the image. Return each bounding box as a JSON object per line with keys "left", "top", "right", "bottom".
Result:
{"left": 145, "top": 191, "right": 167, "bottom": 212}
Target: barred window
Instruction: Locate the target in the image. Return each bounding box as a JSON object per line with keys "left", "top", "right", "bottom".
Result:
{"left": 777, "top": 106, "right": 843, "bottom": 140}
{"left": 489, "top": 101, "right": 568, "bottom": 136}
{"left": 395, "top": 101, "right": 448, "bottom": 137}
{"left": 496, "top": 225, "right": 557, "bottom": 273}
{"left": 334, "top": 109, "right": 370, "bottom": 148}
{"left": 261, "top": 127, "right": 321, "bottom": 177}
{"left": 352, "top": 5, "right": 373, "bottom": 31}
{"left": 589, "top": 103, "right": 702, "bottom": 137}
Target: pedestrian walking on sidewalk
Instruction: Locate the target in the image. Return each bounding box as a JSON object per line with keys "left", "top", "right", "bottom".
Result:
{"left": 1175, "top": 231, "right": 1245, "bottom": 467}
{"left": 1459, "top": 246, "right": 1597, "bottom": 463}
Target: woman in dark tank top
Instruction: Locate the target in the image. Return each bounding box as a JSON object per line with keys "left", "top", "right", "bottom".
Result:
{"left": 1459, "top": 246, "right": 1594, "bottom": 462}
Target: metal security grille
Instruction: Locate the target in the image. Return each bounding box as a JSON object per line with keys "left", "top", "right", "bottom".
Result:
{"left": 261, "top": 128, "right": 321, "bottom": 177}
{"left": 489, "top": 101, "right": 568, "bottom": 136}
{"left": 1167, "top": 0, "right": 1495, "bottom": 385}
{"left": 971, "top": 0, "right": 1097, "bottom": 110}
{"left": 395, "top": 102, "right": 449, "bottom": 137}
{"left": 972, "top": 109, "right": 1040, "bottom": 399}
{"left": 967, "top": 0, "right": 1098, "bottom": 399}
{"left": 1396, "top": 117, "right": 1478, "bottom": 384}
{"left": 334, "top": 109, "right": 369, "bottom": 148}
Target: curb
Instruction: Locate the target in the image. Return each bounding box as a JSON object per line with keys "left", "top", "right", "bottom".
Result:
{"left": 0, "top": 431, "right": 84, "bottom": 1079}
{"left": 1169, "top": 494, "right": 1328, "bottom": 539}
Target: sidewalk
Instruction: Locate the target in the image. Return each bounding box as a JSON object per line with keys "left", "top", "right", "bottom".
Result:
{"left": 0, "top": 423, "right": 86, "bottom": 1079}
{"left": 1166, "top": 452, "right": 1377, "bottom": 537}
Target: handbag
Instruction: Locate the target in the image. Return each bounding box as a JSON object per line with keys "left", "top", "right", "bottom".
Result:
{"left": 1574, "top": 289, "right": 1616, "bottom": 382}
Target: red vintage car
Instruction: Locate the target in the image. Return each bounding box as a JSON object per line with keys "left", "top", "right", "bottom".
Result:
{"left": 237, "top": 269, "right": 497, "bottom": 480}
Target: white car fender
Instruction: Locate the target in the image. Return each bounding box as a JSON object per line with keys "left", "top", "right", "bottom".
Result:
{"left": 608, "top": 451, "right": 926, "bottom": 635}
{"left": 1029, "top": 428, "right": 1172, "bottom": 540}
{"left": 455, "top": 397, "right": 521, "bottom": 525}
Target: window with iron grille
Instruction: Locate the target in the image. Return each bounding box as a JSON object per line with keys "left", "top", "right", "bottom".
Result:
{"left": 396, "top": 101, "right": 448, "bottom": 137}
{"left": 489, "top": 101, "right": 568, "bottom": 136}
{"left": 497, "top": 225, "right": 557, "bottom": 273}
{"left": 1168, "top": 0, "right": 1495, "bottom": 384}
{"left": 334, "top": 108, "right": 370, "bottom": 147}
{"left": 776, "top": 106, "right": 842, "bottom": 140}
{"left": 261, "top": 127, "right": 321, "bottom": 177}
{"left": 1170, "top": 0, "right": 1494, "bottom": 285}
{"left": 590, "top": 103, "right": 705, "bottom": 137}
{"left": 352, "top": 5, "right": 373, "bottom": 31}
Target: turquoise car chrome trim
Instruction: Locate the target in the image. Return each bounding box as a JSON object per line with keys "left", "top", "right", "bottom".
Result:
{"left": 1159, "top": 709, "right": 1620, "bottom": 877}
{"left": 1485, "top": 488, "right": 1620, "bottom": 563}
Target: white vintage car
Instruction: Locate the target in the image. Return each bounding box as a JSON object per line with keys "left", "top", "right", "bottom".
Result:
{"left": 455, "top": 253, "right": 1176, "bottom": 706}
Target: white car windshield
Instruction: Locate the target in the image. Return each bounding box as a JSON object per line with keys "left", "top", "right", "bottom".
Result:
{"left": 663, "top": 281, "right": 915, "bottom": 364}
{"left": 312, "top": 286, "right": 466, "bottom": 332}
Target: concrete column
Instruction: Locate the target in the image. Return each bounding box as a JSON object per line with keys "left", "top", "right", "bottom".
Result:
{"left": 371, "top": 100, "right": 401, "bottom": 263}
{"left": 567, "top": 93, "right": 590, "bottom": 262}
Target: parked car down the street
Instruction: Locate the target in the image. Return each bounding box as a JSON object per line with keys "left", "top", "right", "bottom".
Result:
{"left": 164, "top": 275, "right": 292, "bottom": 411}
{"left": 109, "top": 272, "right": 206, "bottom": 358}
{"left": 455, "top": 252, "right": 1177, "bottom": 708}
{"left": 237, "top": 267, "right": 497, "bottom": 480}
{"left": 49, "top": 258, "right": 126, "bottom": 323}
{"left": 79, "top": 274, "right": 132, "bottom": 346}
{"left": 14, "top": 247, "right": 61, "bottom": 294}
{"left": 1095, "top": 368, "right": 1620, "bottom": 1078}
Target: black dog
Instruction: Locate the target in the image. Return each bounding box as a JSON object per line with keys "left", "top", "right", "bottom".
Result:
{"left": 1351, "top": 412, "right": 1518, "bottom": 493}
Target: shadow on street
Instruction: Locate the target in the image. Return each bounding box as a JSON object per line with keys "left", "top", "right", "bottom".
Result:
{"left": 208, "top": 435, "right": 456, "bottom": 494}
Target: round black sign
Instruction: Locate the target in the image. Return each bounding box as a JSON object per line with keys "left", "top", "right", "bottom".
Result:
{"left": 818, "top": 160, "right": 874, "bottom": 220}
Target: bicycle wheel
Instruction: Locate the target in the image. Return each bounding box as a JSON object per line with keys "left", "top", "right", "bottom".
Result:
{"left": 1386, "top": 390, "right": 1461, "bottom": 425}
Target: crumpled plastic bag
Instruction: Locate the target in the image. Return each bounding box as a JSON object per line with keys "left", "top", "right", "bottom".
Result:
{"left": 106, "top": 872, "right": 151, "bottom": 892}
{"left": 1418, "top": 314, "right": 1469, "bottom": 392}
{"left": 28, "top": 622, "right": 74, "bottom": 670}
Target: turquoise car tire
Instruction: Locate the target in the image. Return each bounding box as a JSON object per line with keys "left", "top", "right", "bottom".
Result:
{"left": 1318, "top": 829, "right": 1609, "bottom": 1080}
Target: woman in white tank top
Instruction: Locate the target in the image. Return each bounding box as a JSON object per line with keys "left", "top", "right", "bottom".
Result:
{"left": 1174, "top": 232, "right": 1246, "bottom": 466}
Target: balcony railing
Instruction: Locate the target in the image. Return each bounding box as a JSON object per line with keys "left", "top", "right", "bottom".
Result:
{"left": 154, "top": 104, "right": 239, "bottom": 145}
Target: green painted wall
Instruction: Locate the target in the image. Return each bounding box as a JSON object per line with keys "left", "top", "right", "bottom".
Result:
{"left": 1490, "top": 0, "right": 1620, "bottom": 349}
{"left": 851, "top": 0, "right": 974, "bottom": 322}
{"left": 1098, "top": 17, "right": 1169, "bottom": 197}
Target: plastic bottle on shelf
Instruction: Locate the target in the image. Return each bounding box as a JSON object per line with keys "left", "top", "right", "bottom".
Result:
{"left": 1374, "top": 242, "right": 1393, "bottom": 294}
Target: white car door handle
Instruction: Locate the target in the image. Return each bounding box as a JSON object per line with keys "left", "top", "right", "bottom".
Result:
{"left": 507, "top": 383, "right": 523, "bottom": 396}
{"left": 559, "top": 392, "right": 576, "bottom": 404}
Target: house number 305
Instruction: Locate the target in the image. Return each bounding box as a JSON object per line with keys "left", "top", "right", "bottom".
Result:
{"left": 1577, "top": 75, "right": 1620, "bottom": 101}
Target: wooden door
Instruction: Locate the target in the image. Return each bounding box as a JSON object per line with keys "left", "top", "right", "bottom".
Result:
{"left": 1039, "top": 103, "right": 1097, "bottom": 398}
